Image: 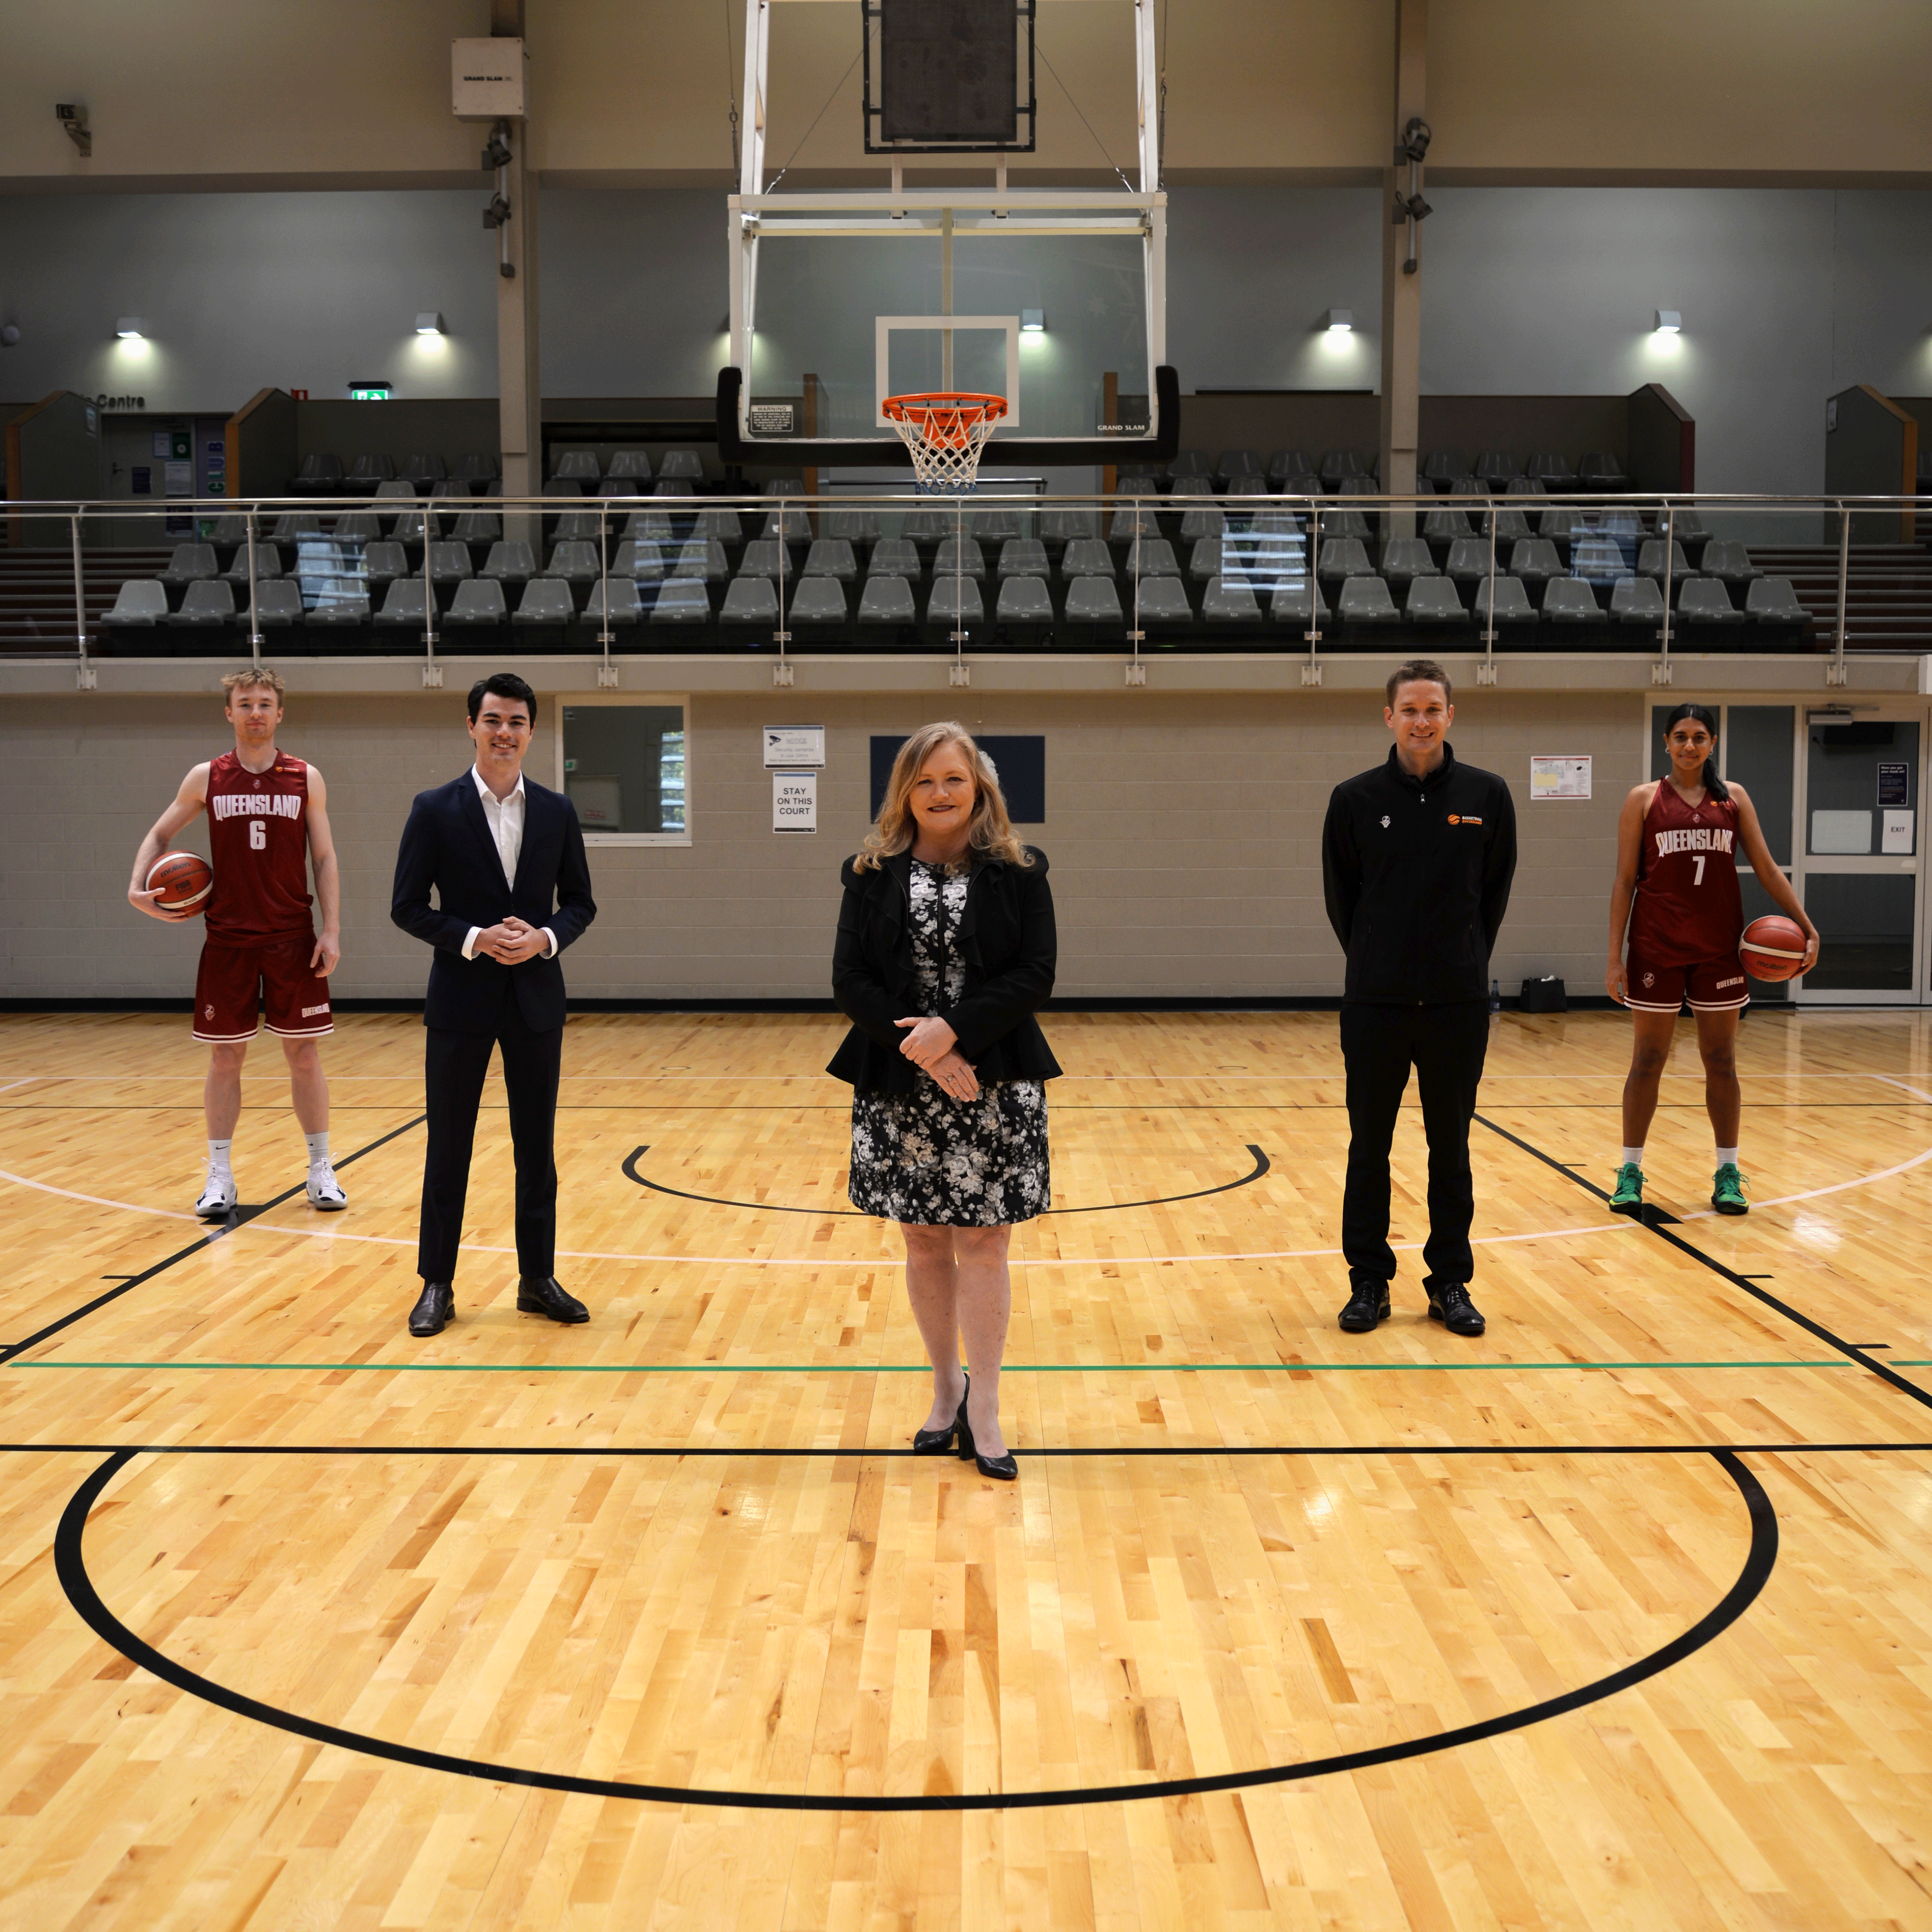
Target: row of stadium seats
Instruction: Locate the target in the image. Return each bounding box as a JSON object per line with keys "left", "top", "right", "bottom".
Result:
{"left": 1123, "top": 450, "right": 1633, "bottom": 495}
{"left": 290, "top": 453, "right": 498, "bottom": 496}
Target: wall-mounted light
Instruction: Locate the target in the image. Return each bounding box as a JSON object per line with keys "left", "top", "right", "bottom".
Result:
{"left": 1020, "top": 308, "right": 1045, "bottom": 333}
{"left": 415, "top": 311, "right": 446, "bottom": 335}
{"left": 1653, "top": 309, "right": 1682, "bottom": 333}
{"left": 0, "top": 325, "right": 20, "bottom": 348}
{"left": 114, "top": 317, "right": 145, "bottom": 339}
{"left": 1326, "top": 308, "right": 1354, "bottom": 333}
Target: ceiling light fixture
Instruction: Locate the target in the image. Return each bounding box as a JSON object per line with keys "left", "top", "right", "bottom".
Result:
{"left": 1326, "top": 308, "right": 1354, "bottom": 332}
{"left": 415, "top": 311, "right": 446, "bottom": 335}
{"left": 1020, "top": 307, "right": 1045, "bottom": 333}
{"left": 1654, "top": 309, "right": 1682, "bottom": 333}
{"left": 114, "top": 317, "right": 145, "bottom": 338}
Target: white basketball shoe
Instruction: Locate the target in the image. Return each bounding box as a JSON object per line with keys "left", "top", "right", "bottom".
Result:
{"left": 306, "top": 1161, "right": 348, "bottom": 1211}
{"left": 194, "top": 1164, "right": 238, "bottom": 1220}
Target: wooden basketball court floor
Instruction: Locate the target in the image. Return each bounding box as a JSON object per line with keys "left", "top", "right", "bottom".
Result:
{"left": 1, "top": 1007, "right": 1930, "bottom": 1932}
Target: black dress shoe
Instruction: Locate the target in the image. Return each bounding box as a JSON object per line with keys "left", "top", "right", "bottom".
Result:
{"left": 914, "top": 1373, "right": 966, "bottom": 1454}
{"left": 408, "top": 1281, "right": 454, "bottom": 1337}
{"left": 1338, "top": 1274, "right": 1391, "bottom": 1333}
{"left": 1427, "top": 1281, "right": 1486, "bottom": 1336}
{"left": 955, "top": 1394, "right": 1018, "bottom": 1481}
{"left": 517, "top": 1276, "right": 589, "bottom": 1324}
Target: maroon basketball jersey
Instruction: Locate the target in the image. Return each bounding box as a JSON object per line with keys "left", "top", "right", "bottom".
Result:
{"left": 1629, "top": 779, "right": 1743, "bottom": 966}
{"left": 203, "top": 749, "right": 315, "bottom": 942}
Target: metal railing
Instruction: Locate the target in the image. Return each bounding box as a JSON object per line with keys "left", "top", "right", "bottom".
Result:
{"left": 5, "top": 486, "right": 1923, "bottom": 691}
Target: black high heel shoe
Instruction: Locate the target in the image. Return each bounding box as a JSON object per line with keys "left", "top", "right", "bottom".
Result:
{"left": 954, "top": 1390, "right": 1018, "bottom": 1482}
{"left": 914, "top": 1372, "right": 966, "bottom": 1454}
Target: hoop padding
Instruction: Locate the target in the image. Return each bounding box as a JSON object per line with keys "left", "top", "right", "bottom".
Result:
{"left": 882, "top": 392, "right": 1009, "bottom": 493}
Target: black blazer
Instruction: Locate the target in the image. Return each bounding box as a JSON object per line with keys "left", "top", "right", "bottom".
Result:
{"left": 390, "top": 772, "right": 597, "bottom": 1034}
{"left": 828, "top": 847, "right": 1061, "bottom": 1093}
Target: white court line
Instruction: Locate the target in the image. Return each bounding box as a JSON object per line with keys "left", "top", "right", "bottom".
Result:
{"left": 4, "top": 1078, "right": 1929, "bottom": 1268}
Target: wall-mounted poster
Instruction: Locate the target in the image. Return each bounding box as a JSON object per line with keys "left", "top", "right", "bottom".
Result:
{"left": 1531, "top": 754, "right": 1591, "bottom": 800}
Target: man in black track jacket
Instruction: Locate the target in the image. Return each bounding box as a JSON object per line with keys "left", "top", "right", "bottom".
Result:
{"left": 1320, "top": 659, "right": 1517, "bottom": 1339}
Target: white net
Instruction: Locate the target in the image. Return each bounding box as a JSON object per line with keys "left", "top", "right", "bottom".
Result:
{"left": 882, "top": 393, "right": 1008, "bottom": 493}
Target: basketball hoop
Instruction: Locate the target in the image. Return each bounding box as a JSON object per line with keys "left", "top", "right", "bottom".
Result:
{"left": 882, "top": 391, "right": 1008, "bottom": 493}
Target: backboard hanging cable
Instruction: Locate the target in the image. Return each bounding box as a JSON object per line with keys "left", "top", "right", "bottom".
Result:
{"left": 763, "top": 51, "right": 863, "bottom": 193}
{"left": 1035, "top": 40, "right": 1134, "bottom": 192}
{"left": 723, "top": 0, "right": 740, "bottom": 175}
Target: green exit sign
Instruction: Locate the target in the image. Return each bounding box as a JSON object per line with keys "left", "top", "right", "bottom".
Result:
{"left": 348, "top": 381, "right": 391, "bottom": 401}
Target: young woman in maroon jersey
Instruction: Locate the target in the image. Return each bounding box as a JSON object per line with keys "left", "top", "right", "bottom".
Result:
{"left": 1606, "top": 702, "right": 1817, "bottom": 1216}
{"left": 127, "top": 667, "right": 344, "bottom": 1219}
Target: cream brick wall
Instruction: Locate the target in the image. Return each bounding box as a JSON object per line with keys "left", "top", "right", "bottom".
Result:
{"left": 0, "top": 687, "right": 1644, "bottom": 1004}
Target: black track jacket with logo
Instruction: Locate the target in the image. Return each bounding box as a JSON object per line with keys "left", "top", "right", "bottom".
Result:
{"left": 1321, "top": 743, "right": 1518, "bottom": 1005}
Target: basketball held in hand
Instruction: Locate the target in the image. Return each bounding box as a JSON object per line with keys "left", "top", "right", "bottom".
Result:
{"left": 1740, "top": 914, "right": 1808, "bottom": 981}
{"left": 147, "top": 851, "right": 213, "bottom": 918}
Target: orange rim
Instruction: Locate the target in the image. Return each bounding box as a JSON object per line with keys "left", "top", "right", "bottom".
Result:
{"left": 882, "top": 392, "right": 1009, "bottom": 449}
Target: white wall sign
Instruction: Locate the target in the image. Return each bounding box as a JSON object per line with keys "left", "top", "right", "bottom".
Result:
{"left": 763, "top": 724, "right": 825, "bottom": 767}
{"left": 1530, "top": 754, "right": 1591, "bottom": 800}
{"left": 1881, "top": 807, "right": 1915, "bottom": 854}
{"left": 773, "top": 771, "right": 817, "bottom": 833}
{"left": 451, "top": 38, "right": 525, "bottom": 119}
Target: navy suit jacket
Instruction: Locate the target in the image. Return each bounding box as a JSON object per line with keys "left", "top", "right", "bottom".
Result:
{"left": 391, "top": 772, "right": 597, "bottom": 1034}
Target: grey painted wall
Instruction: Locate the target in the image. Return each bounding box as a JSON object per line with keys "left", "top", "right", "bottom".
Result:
{"left": 3, "top": 184, "right": 1930, "bottom": 490}
{"left": 0, "top": 687, "right": 1638, "bottom": 1005}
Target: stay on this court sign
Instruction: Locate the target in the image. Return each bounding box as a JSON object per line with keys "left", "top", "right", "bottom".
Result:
{"left": 773, "top": 773, "right": 818, "bottom": 833}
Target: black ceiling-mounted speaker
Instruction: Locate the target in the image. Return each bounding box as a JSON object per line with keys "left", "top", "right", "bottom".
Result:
{"left": 865, "top": 0, "right": 1035, "bottom": 154}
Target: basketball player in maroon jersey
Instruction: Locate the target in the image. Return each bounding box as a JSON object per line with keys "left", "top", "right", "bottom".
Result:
{"left": 127, "top": 667, "right": 345, "bottom": 1218}
{"left": 1606, "top": 702, "right": 1816, "bottom": 1217}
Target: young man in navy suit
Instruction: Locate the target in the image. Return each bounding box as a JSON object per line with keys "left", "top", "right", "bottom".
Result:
{"left": 391, "top": 673, "right": 598, "bottom": 1338}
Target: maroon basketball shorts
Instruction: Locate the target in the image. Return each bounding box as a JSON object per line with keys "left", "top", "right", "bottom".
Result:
{"left": 193, "top": 931, "right": 333, "bottom": 1044}
{"left": 1623, "top": 940, "right": 1750, "bottom": 1015}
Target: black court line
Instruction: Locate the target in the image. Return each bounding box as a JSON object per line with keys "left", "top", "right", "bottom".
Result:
{"left": 621, "top": 1142, "right": 1271, "bottom": 1217}
{"left": 54, "top": 1442, "right": 1775, "bottom": 1815}
{"left": 0, "top": 1114, "right": 426, "bottom": 1365}
{"left": 1475, "top": 1113, "right": 1932, "bottom": 1417}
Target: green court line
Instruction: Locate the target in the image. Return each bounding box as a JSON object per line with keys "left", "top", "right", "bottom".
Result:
{"left": 10, "top": 1358, "right": 1927, "bottom": 1374}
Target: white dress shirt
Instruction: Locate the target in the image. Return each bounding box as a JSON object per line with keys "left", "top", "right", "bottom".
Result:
{"left": 460, "top": 765, "right": 558, "bottom": 962}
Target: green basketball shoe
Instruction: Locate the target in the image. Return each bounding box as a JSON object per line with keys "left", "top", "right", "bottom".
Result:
{"left": 1608, "top": 1163, "right": 1644, "bottom": 1214}
{"left": 1711, "top": 1163, "right": 1749, "bottom": 1215}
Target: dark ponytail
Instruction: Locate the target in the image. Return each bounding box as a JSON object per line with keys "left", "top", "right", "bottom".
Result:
{"left": 1663, "top": 701, "right": 1728, "bottom": 801}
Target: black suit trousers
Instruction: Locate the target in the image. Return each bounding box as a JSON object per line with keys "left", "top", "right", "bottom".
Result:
{"left": 1340, "top": 1002, "right": 1491, "bottom": 1287}
{"left": 419, "top": 1004, "right": 563, "bottom": 1283}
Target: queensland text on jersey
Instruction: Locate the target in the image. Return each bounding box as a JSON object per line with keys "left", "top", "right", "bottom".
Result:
{"left": 203, "top": 750, "right": 315, "bottom": 943}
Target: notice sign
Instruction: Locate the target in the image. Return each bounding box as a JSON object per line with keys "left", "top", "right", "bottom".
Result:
{"left": 1878, "top": 762, "right": 1909, "bottom": 807}
{"left": 763, "top": 724, "right": 825, "bottom": 767}
{"left": 773, "top": 771, "right": 817, "bottom": 833}
{"left": 1530, "top": 755, "right": 1591, "bottom": 800}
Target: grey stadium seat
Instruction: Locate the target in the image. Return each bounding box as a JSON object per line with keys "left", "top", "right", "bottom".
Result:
{"left": 1700, "top": 541, "right": 1761, "bottom": 586}
{"left": 544, "top": 478, "right": 583, "bottom": 498}
{"left": 1169, "top": 450, "right": 1210, "bottom": 482}
{"left": 1316, "top": 538, "right": 1374, "bottom": 584}
{"left": 480, "top": 541, "right": 536, "bottom": 584}
{"left": 401, "top": 455, "right": 447, "bottom": 490}
{"left": 829, "top": 509, "right": 881, "bottom": 544}
{"left": 584, "top": 579, "right": 644, "bottom": 626}
{"left": 672, "top": 540, "right": 730, "bottom": 581}
{"left": 105, "top": 579, "right": 169, "bottom": 625}
{"left": 1526, "top": 452, "right": 1578, "bottom": 488}
{"left": 597, "top": 479, "right": 640, "bottom": 499}
{"left": 1578, "top": 451, "right": 1626, "bottom": 487}
{"left": 803, "top": 539, "right": 857, "bottom": 580}
{"left": 1611, "top": 577, "right": 1667, "bottom": 624}
{"left": 1446, "top": 537, "right": 1492, "bottom": 589}
{"left": 1188, "top": 537, "right": 1228, "bottom": 582}
{"left": 452, "top": 454, "right": 499, "bottom": 489}
{"left": 1637, "top": 539, "right": 1694, "bottom": 584}
{"left": 1423, "top": 508, "right": 1474, "bottom": 544}
{"left": 514, "top": 579, "right": 577, "bottom": 624}
{"left": 552, "top": 451, "right": 601, "bottom": 483}
{"left": 451, "top": 510, "right": 501, "bottom": 544}
{"left": 1270, "top": 580, "right": 1329, "bottom": 627}
{"left": 928, "top": 577, "right": 985, "bottom": 625}
{"left": 1108, "top": 504, "right": 1161, "bottom": 540}
{"left": 1041, "top": 509, "right": 1099, "bottom": 543}
{"left": 1337, "top": 577, "right": 1399, "bottom": 624}
{"left": 305, "top": 591, "right": 370, "bottom": 627}
{"left": 1449, "top": 475, "right": 1487, "bottom": 498}
{"left": 933, "top": 536, "right": 986, "bottom": 580}
{"left": 1267, "top": 449, "right": 1316, "bottom": 484}
{"left": 657, "top": 480, "right": 697, "bottom": 499}
{"left": 1508, "top": 538, "right": 1562, "bottom": 590}
{"left": 1505, "top": 476, "right": 1548, "bottom": 500}
{"left": 1746, "top": 577, "right": 1808, "bottom": 623}
{"left": 997, "top": 539, "right": 1049, "bottom": 580}
{"left": 737, "top": 539, "right": 795, "bottom": 580}
{"left": 208, "top": 514, "right": 251, "bottom": 547}
{"left": 344, "top": 454, "right": 394, "bottom": 492}
{"left": 1316, "top": 508, "right": 1372, "bottom": 542}
{"left": 1064, "top": 578, "right": 1125, "bottom": 623}
{"left": 1421, "top": 451, "right": 1468, "bottom": 490}
{"left": 996, "top": 577, "right": 1053, "bottom": 622}
{"left": 1474, "top": 577, "right": 1536, "bottom": 625}
{"left": 445, "top": 580, "right": 508, "bottom": 626}
{"left": 1405, "top": 579, "right": 1468, "bottom": 623}
{"left": 1474, "top": 452, "right": 1522, "bottom": 488}
{"left": 721, "top": 576, "right": 779, "bottom": 624}
{"left": 1216, "top": 450, "right": 1261, "bottom": 482}
{"left": 868, "top": 538, "right": 920, "bottom": 578}
{"left": 695, "top": 508, "right": 744, "bottom": 543}
{"left": 271, "top": 512, "right": 323, "bottom": 544}
{"left": 428, "top": 541, "right": 472, "bottom": 585}
{"left": 1338, "top": 477, "right": 1379, "bottom": 497}
{"left": 1540, "top": 579, "right": 1602, "bottom": 623}
{"left": 544, "top": 541, "right": 601, "bottom": 587}
{"left": 1134, "top": 577, "right": 1193, "bottom": 623}
{"left": 1677, "top": 579, "right": 1742, "bottom": 623}
{"left": 607, "top": 449, "right": 653, "bottom": 482}
{"left": 1179, "top": 505, "right": 1226, "bottom": 543}
{"left": 1169, "top": 475, "right": 1213, "bottom": 498}
{"left": 331, "top": 513, "right": 381, "bottom": 543}
{"left": 552, "top": 510, "right": 603, "bottom": 542}
{"left": 1380, "top": 538, "right": 1437, "bottom": 588}
{"left": 1226, "top": 476, "right": 1269, "bottom": 496}
{"left": 1060, "top": 540, "right": 1115, "bottom": 579}
{"left": 373, "top": 580, "right": 429, "bottom": 628}
{"left": 251, "top": 581, "right": 305, "bottom": 628}
{"left": 1320, "top": 449, "right": 1370, "bottom": 487}
{"left": 1482, "top": 508, "right": 1532, "bottom": 545}
{"left": 789, "top": 578, "right": 848, "bottom": 623}
{"left": 291, "top": 452, "right": 343, "bottom": 495}
{"left": 859, "top": 576, "right": 917, "bottom": 625}
{"left": 652, "top": 580, "right": 712, "bottom": 623}
{"left": 903, "top": 507, "right": 949, "bottom": 543}
{"left": 220, "top": 545, "right": 281, "bottom": 585}
{"left": 624, "top": 510, "right": 674, "bottom": 541}
{"left": 1201, "top": 576, "right": 1262, "bottom": 623}
{"left": 362, "top": 541, "right": 408, "bottom": 587}
{"left": 1125, "top": 537, "right": 1181, "bottom": 579}
{"left": 969, "top": 507, "right": 1024, "bottom": 542}
{"left": 160, "top": 544, "right": 216, "bottom": 587}
{"left": 658, "top": 449, "right": 706, "bottom": 480}
{"left": 613, "top": 539, "right": 666, "bottom": 581}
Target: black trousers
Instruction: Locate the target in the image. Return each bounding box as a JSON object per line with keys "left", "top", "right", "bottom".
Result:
{"left": 419, "top": 1006, "right": 562, "bottom": 1283}
{"left": 1340, "top": 1001, "right": 1491, "bottom": 1287}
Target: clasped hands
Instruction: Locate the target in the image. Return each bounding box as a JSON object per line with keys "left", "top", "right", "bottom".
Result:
{"left": 894, "top": 1015, "right": 979, "bottom": 1100}
{"left": 475, "top": 915, "right": 549, "bottom": 966}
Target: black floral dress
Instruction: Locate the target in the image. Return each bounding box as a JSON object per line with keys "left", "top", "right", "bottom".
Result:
{"left": 848, "top": 860, "right": 1050, "bottom": 1226}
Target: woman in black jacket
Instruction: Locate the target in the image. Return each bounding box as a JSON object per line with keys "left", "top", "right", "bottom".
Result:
{"left": 830, "top": 722, "right": 1059, "bottom": 1480}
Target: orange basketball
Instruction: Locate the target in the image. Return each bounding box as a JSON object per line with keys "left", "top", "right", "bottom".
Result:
{"left": 1740, "top": 914, "right": 1808, "bottom": 981}
{"left": 147, "top": 850, "right": 213, "bottom": 917}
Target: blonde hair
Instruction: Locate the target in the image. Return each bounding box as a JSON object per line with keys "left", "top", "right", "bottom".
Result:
{"left": 221, "top": 667, "right": 286, "bottom": 700}
{"left": 854, "top": 721, "right": 1032, "bottom": 872}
